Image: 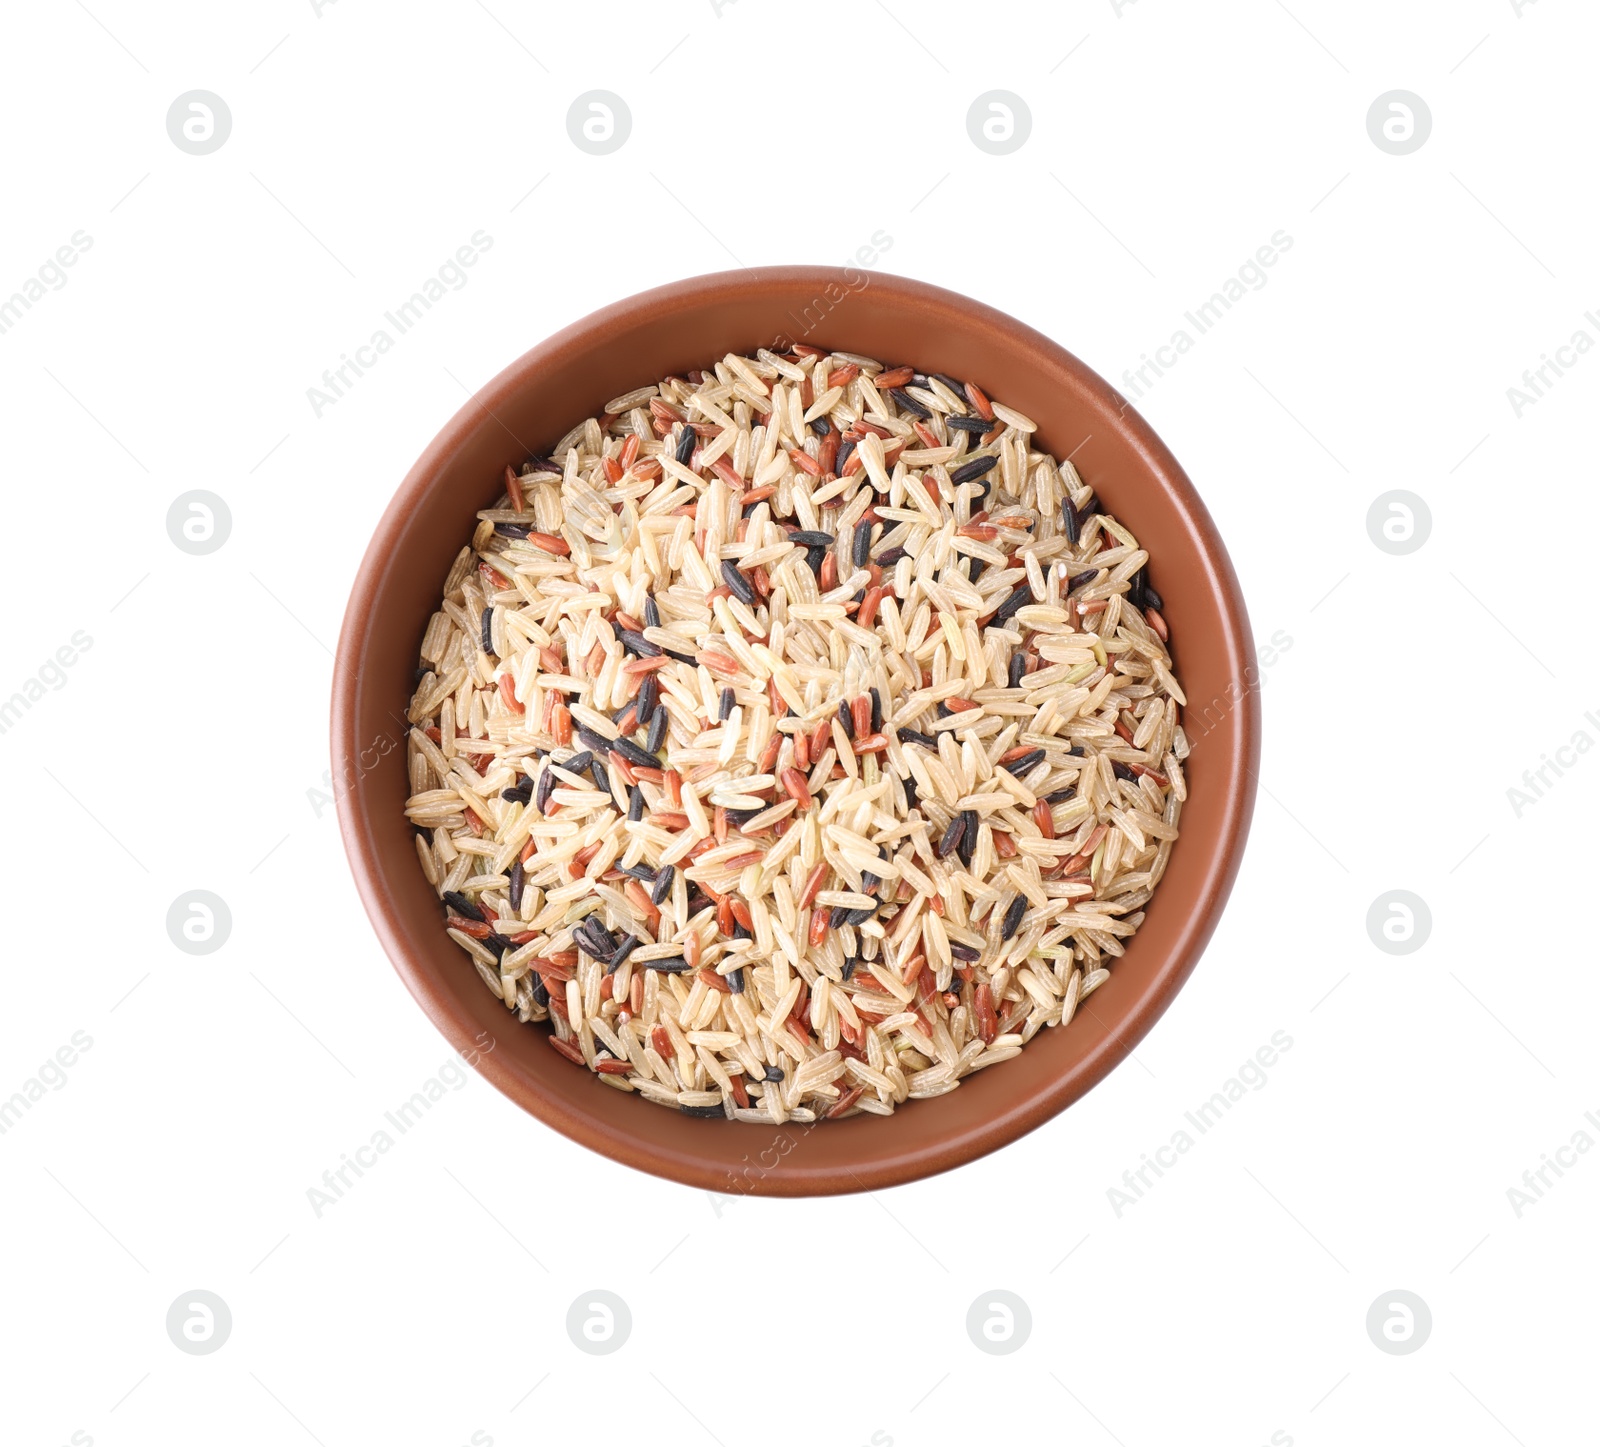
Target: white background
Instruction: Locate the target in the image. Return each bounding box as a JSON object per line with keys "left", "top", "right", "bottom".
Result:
{"left": 2, "top": 1, "right": 1595, "bottom": 1444}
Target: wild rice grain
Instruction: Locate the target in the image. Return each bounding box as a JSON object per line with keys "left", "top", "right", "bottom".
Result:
{"left": 721, "top": 560, "right": 757, "bottom": 605}
{"left": 1001, "top": 894, "right": 1027, "bottom": 941}
{"left": 951, "top": 455, "right": 998, "bottom": 484}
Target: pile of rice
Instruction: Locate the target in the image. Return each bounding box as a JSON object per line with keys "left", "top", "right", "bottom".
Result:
{"left": 403, "top": 347, "right": 1187, "bottom": 1123}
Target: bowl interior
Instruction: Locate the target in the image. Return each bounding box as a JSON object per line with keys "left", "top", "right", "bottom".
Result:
{"left": 333, "top": 267, "right": 1258, "bottom": 1196}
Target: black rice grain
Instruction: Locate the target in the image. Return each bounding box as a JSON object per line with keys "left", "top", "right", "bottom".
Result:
{"left": 957, "top": 808, "right": 978, "bottom": 869}
{"left": 889, "top": 387, "right": 930, "bottom": 418}
{"left": 721, "top": 560, "right": 756, "bottom": 605}
{"left": 614, "top": 734, "right": 661, "bottom": 769}
{"left": 950, "top": 454, "right": 998, "bottom": 485}
{"left": 619, "top": 628, "right": 661, "bottom": 658}
{"left": 992, "top": 588, "right": 1030, "bottom": 626}
{"left": 576, "top": 725, "right": 611, "bottom": 756}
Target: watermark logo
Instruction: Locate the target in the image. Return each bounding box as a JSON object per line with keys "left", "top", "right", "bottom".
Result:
{"left": 1120, "top": 231, "right": 1294, "bottom": 402}
{"left": 1183, "top": 629, "right": 1293, "bottom": 751}
{"left": 166, "top": 91, "right": 232, "bottom": 155}
{"left": 966, "top": 1290, "right": 1031, "bottom": 1354}
{"left": 167, "top": 491, "right": 232, "bottom": 555}
{"left": 166, "top": 1290, "right": 232, "bottom": 1355}
{"left": 1365, "top": 490, "right": 1430, "bottom": 555}
{"left": 966, "top": 92, "right": 1031, "bottom": 155}
{"left": 1506, "top": 316, "right": 1599, "bottom": 417}
{"left": 167, "top": 891, "right": 232, "bottom": 955}
{"left": 0, "top": 630, "right": 95, "bottom": 736}
{"left": 0, "top": 231, "right": 94, "bottom": 338}
{"left": 1366, "top": 91, "right": 1431, "bottom": 155}
{"left": 0, "top": 1030, "right": 94, "bottom": 1137}
{"left": 1506, "top": 712, "right": 1600, "bottom": 816}
{"left": 1365, "top": 1290, "right": 1431, "bottom": 1355}
{"left": 1506, "top": 1111, "right": 1600, "bottom": 1217}
{"left": 1109, "top": 1031, "right": 1294, "bottom": 1216}
{"left": 306, "top": 233, "right": 494, "bottom": 418}
{"left": 760, "top": 231, "right": 893, "bottom": 356}
{"left": 1365, "top": 891, "right": 1430, "bottom": 956}
{"left": 566, "top": 1291, "right": 631, "bottom": 1354}
{"left": 567, "top": 92, "right": 631, "bottom": 155}
{"left": 305, "top": 1036, "right": 494, "bottom": 1218}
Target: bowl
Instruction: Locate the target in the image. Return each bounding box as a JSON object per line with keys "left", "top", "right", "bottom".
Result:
{"left": 332, "top": 266, "right": 1259, "bottom": 1196}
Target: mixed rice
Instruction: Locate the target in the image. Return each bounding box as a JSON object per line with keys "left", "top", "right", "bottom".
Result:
{"left": 404, "top": 347, "right": 1188, "bottom": 1123}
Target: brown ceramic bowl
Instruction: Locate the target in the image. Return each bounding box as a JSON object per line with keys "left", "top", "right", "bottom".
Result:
{"left": 333, "top": 267, "right": 1259, "bottom": 1196}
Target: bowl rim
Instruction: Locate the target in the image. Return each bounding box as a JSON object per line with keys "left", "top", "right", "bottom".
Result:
{"left": 332, "top": 265, "right": 1260, "bottom": 1194}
